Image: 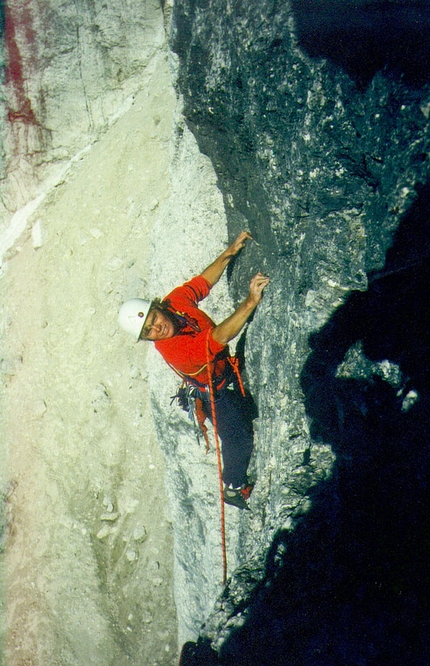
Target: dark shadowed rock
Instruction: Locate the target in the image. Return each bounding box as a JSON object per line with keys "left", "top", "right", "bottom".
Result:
{"left": 167, "top": 1, "right": 430, "bottom": 663}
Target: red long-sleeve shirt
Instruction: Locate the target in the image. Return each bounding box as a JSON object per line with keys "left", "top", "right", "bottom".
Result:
{"left": 154, "top": 275, "right": 228, "bottom": 386}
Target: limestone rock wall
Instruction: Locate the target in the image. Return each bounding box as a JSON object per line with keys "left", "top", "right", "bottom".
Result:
{"left": 2, "top": 53, "right": 180, "bottom": 665}
{"left": 2, "top": 0, "right": 166, "bottom": 225}
{"left": 152, "top": 1, "right": 430, "bottom": 662}
{"left": 3, "top": 0, "right": 430, "bottom": 664}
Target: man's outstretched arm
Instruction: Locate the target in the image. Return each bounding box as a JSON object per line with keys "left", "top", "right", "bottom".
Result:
{"left": 212, "top": 272, "right": 270, "bottom": 345}
{"left": 201, "top": 231, "right": 253, "bottom": 286}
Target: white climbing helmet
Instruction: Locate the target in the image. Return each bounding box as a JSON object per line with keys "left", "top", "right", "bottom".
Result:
{"left": 118, "top": 298, "right": 151, "bottom": 341}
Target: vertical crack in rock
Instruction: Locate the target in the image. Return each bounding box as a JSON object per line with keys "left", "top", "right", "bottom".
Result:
{"left": 74, "top": 10, "right": 94, "bottom": 134}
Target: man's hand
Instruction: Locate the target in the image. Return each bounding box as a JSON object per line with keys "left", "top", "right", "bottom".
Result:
{"left": 226, "top": 231, "right": 253, "bottom": 258}
{"left": 248, "top": 272, "right": 270, "bottom": 306}
{"left": 212, "top": 270, "right": 270, "bottom": 345}
{"left": 202, "top": 230, "right": 253, "bottom": 286}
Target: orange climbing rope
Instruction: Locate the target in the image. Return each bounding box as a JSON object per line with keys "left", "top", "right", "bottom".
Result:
{"left": 206, "top": 330, "right": 228, "bottom": 586}
{"left": 227, "top": 356, "right": 246, "bottom": 397}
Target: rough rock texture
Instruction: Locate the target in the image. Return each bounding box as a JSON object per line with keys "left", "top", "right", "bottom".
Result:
{"left": 3, "top": 1, "right": 430, "bottom": 664}
{"left": 1, "top": 0, "right": 166, "bottom": 227}
{"left": 153, "top": 1, "right": 430, "bottom": 662}
{"left": 2, "top": 27, "right": 180, "bottom": 666}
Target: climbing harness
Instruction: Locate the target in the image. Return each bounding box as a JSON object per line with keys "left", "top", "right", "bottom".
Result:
{"left": 169, "top": 346, "right": 246, "bottom": 450}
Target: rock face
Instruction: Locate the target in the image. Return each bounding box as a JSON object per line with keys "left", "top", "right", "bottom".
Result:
{"left": 2, "top": 56, "right": 180, "bottom": 664}
{"left": 152, "top": 1, "right": 430, "bottom": 662}
{"left": 2, "top": 0, "right": 166, "bottom": 226}
{"left": 3, "top": 1, "right": 430, "bottom": 664}
{"left": 2, "top": 5, "right": 181, "bottom": 665}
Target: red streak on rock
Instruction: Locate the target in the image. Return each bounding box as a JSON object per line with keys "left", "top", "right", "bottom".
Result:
{"left": 5, "top": 1, "right": 38, "bottom": 125}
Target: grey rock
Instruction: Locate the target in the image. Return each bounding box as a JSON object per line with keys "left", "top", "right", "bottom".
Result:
{"left": 153, "top": 1, "right": 430, "bottom": 661}
{"left": 3, "top": 0, "right": 166, "bottom": 219}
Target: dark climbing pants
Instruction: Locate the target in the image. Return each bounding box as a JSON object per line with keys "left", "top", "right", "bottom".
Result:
{"left": 199, "top": 384, "right": 255, "bottom": 488}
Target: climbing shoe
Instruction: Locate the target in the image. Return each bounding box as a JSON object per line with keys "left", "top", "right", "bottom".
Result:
{"left": 224, "top": 485, "right": 251, "bottom": 510}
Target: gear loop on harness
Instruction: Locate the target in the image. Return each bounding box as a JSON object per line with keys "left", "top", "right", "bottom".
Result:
{"left": 170, "top": 382, "right": 211, "bottom": 452}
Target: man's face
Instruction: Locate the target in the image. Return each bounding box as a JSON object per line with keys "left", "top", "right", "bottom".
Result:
{"left": 140, "top": 308, "right": 175, "bottom": 341}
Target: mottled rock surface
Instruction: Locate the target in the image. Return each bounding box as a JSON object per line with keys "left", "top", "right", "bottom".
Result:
{"left": 2, "top": 40, "right": 179, "bottom": 666}
{"left": 2, "top": 0, "right": 165, "bottom": 225}
{"left": 3, "top": 1, "right": 430, "bottom": 665}
{"left": 156, "top": 1, "right": 430, "bottom": 663}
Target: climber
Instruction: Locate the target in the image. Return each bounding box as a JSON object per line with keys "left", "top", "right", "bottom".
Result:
{"left": 118, "top": 231, "right": 270, "bottom": 509}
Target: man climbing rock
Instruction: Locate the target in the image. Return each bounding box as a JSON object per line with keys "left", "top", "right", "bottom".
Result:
{"left": 118, "top": 231, "right": 270, "bottom": 509}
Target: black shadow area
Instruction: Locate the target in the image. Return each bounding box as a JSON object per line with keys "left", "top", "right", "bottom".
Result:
{"left": 291, "top": 1, "right": 430, "bottom": 89}
{"left": 181, "top": 183, "right": 430, "bottom": 666}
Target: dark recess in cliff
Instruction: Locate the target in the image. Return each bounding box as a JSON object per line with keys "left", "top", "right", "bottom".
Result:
{"left": 171, "top": 1, "right": 430, "bottom": 663}
{"left": 291, "top": 0, "right": 430, "bottom": 89}
{"left": 181, "top": 184, "right": 430, "bottom": 666}
{"left": 216, "top": 180, "right": 430, "bottom": 666}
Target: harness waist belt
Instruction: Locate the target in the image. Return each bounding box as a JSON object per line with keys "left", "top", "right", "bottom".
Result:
{"left": 187, "top": 364, "right": 234, "bottom": 394}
